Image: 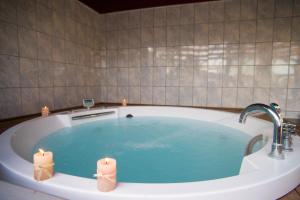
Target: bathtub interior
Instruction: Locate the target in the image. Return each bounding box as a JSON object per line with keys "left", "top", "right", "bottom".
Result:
{"left": 11, "top": 106, "right": 271, "bottom": 167}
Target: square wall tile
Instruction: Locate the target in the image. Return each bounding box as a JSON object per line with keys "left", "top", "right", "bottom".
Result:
{"left": 20, "top": 58, "right": 38, "bottom": 87}
{"left": 128, "top": 29, "right": 141, "bottom": 48}
{"left": 256, "top": 19, "right": 274, "bottom": 42}
{"left": 292, "top": 17, "right": 300, "bottom": 41}
{"left": 0, "top": 88, "right": 21, "bottom": 119}
{"left": 167, "top": 47, "right": 180, "bottom": 67}
{"left": 287, "top": 89, "right": 300, "bottom": 111}
{"left": 208, "top": 23, "right": 224, "bottom": 44}
{"left": 193, "top": 66, "right": 208, "bottom": 87}
{"left": 166, "top": 86, "right": 179, "bottom": 105}
{"left": 153, "top": 67, "right": 166, "bottom": 86}
{"left": 207, "top": 87, "right": 222, "bottom": 107}
{"left": 128, "top": 68, "right": 140, "bottom": 86}
{"left": 167, "top": 26, "right": 180, "bottom": 46}
{"left": 271, "top": 65, "right": 289, "bottom": 88}
{"left": 129, "top": 86, "right": 141, "bottom": 104}
{"left": 167, "top": 6, "right": 180, "bottom": 25}
{"left": 194, "top": 23, "right": 208, "bottom": 45}
{"left": 239, "top": 20, "right": 256, "bottom": 43}
{"left": 0, "top": 55, "right": 19, "bottom": 88}
{"left": 237, "top": 87, "right": 253, "bottom": 107}
{"left": 274, "top": 18, "right": 291, "bottom": 42}
{"left": 141, "top": 8, "right": 154, "bottom": 27}
{"left": 18, "top": 27, "right": 37, "bottom": 59}
{"left": 193, "top": 87, "right": 207, "bottom": 106}
{"left": 240, "top": 0, "right": 257, "bottom": 20}
{"left": 154, "top": 7, "right": 166, "bottom": 26}
{"left": 238, "top": 65, "right": 254, "bottom": 87}
{"left": 141, "top": 47, "right": 154, "bottom": 67}
{"left": 225, "top": 0, "right": 241, "bottom": 21}
{"left": 141, "top": 28, "right": 154, "bottom": 47}
{"left": 140, "top": 67, "right": 153, "bottom": 86}
{"left": 21, "top": 87, "right": 39, "bottom": 115}
{"left": 254, "top": 65, "right": 271, "bottom": 88}
{"left": 0, "top": 0, "right": 17, "bottom": 23}
{"left": 208, "top": 65, "right": 222, "bottom": 87}
{"left": 208, "top": 44, "right": 223, "bottom": 65}
{"left": 209, "top": 1, "right": 224, "bottom": 22}
{"left": 290, "top": 42, "right": 300, "bottom": 64}
{"left": 180, "top": 46, "right": 194, "bottom": 66}
{"left": 128, "top": 10, "right": 140, "bottom": 28}
{"left": 0, "top": 22, "right": 18, "bottom": 56}
{"left": 288, "top": 65, "right": 300, "bottom": 88}
{"left": 255, "top": 42, "right": 273, "bottom": 65}
{"left": 272, "top": 42, "right": 290, "bottom": 65}
{"left": 194, "top": 45, "right": 208, "bottom": 66}
{"left": 153, "top": 86, "right": 165, "bottom": 105}
{"left": 257, "top": 0, "right": 275, "bottom": 19}
{"left": 194, "top": 2, "right": 209, "bottom": 23}
{"left": 275, "top": 0, "right": 293, "bottom": 17}
{"left": 140, "top": 86, "right": 152, "bottom": 104}
{"left": 239, "top": 43, "right": 255, "bottom": 65}
{"left": 222, "top": 87, "right": 237, "bottom": 107}
{"left": 180, "top": 4, "right": 194, "bottom": 25}
{"left": 166, "top": 67, "right": 179, "bottom": 86}
{"left": 254, "top": 88, "right": 270, "bottom": 104}
{"left": 224, "top": 21, "right": 239, "bottom": 44}
{"left": 180, "top": 25, "right": 194, "bottom": 46}
{"left": 180, "top": 67, "right": 193, "bottom": 86}
{"left": 154, "top": 27, "right": 167, "bottom": 47}
{"left": 179, "top": 86, "right": 193, "bottom": 106}
{"left": 222, "top": 65, "right": 238, "bottom": 87}
{"left": 224, "top": 44, "right": 239, "bottom": 66}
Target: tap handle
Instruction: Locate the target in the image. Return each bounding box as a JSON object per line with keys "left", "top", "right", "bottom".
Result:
{"left": 270, "top": 103, "right": 281, "bottom": 114}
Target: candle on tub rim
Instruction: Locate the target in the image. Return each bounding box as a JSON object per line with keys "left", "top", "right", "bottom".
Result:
{"left": 41, "top": 106, "right": 49, "bottom": 117}
{"left": 33, "top": 148, "right": 54, "bottom": 181}
{"left": 122, "top": 98, "right": 127, "bottom": 106}
{"left": 95, "top": 157, "right": 117, "bottom": 192}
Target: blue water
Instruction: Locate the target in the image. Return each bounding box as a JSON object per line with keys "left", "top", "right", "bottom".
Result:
{"left": 33, "top": 117, "right": 251, "bottom": 183}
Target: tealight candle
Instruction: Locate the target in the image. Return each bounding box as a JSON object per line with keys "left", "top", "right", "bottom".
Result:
{"left": 122, "top": 98, "right": 127, "bottom": 106}
{"left": 33, "top": 149, "right": 54, "bottom": 181}
{"left": 96, "top": 157, "right": 117, "bottom": 192}
{"left": 41, "top": 106, "right": 49, "bottom": 117}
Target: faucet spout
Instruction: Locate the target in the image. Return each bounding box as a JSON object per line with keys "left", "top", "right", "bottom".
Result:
{"left": 239, "top": 103, "right": 284, "bottom": 160}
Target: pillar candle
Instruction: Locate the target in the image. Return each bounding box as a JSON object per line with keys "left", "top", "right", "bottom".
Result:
{"left": 122, "top": 98, "right": 127, "bottom": 106}
{"left": 41, "top": 106, "right": 49, "bottom": 117}
{"left": 33, "top": 149, "right": 54, "bottom": 181}
{"left": 96, "top": 157, "right": 117, "bottom": 192}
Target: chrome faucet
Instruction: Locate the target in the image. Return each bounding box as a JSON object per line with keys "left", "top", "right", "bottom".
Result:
{"left": 239, "top": 103, "right": 284, "bottom": 160}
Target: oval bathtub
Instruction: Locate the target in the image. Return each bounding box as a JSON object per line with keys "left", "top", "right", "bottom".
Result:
{"left": 0, "top": 106, "right": 300, "bottom": 200}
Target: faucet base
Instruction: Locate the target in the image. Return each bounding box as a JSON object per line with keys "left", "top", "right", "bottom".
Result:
{"left": 268, "top": 144, "right": 284, "bottom": 160}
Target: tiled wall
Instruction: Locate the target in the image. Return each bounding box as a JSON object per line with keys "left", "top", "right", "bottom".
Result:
{"left": 0, "top": 0, "right": 300, "bottom": 120}
{"left": 98, "top": 0, "right": 300, "bottom": 119}
{"left": 0, "top": 0, "right": 102, "bottom": 119}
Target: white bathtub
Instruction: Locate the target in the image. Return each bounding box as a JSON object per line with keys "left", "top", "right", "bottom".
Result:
{"left": 0, "top": 106, "right": 299, "bottom": 200}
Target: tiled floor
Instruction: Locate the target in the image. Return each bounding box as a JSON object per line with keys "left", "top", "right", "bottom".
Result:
{"left": 0, "top": 105, "right": 299, "bottom": 200}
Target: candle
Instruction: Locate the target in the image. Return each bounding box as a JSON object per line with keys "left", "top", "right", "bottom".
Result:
{"left": 41, "top": 106, "right": 49, "bottom": 117}
{"left": 96, "top": 157, "right": 117, "bottom": 192}
{"left": 122, "top": 98, "right": 127, "bottom": 106}
{"left": 33, "top": 149, "right": 54, "bottom": 181}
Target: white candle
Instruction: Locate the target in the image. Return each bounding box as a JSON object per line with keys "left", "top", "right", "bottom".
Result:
{"left": 122, "top": 98, "right": 127, "bottom": 106}
{"left": 33, "top": 149, "right": 54, "bottom": 181}
{"left": 96, "top": 157, "right": 117, "bottom": 192}
{"left": 41, "top": 106, "right": 49, "bottom": 117}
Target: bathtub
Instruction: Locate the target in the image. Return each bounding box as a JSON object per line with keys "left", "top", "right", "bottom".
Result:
{"left": 0, "top": 106, "right": 299, "bottom": 200}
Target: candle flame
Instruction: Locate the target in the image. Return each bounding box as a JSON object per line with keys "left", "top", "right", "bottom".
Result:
{"left": 38, "top": 148, "right": 45, "bottom": 156}
{"left": 104, "top": 158, "right": 109, "bottom": 165}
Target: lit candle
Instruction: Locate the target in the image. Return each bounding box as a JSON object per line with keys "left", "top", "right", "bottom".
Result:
{"left": 41, "top": 106, "right": 49, "bottom": 117}
{"left": 95, "top": 157, "right": 117, "bottom": 192}
{"left": 122, "top": 98, "right": 127, "bottom": 106}
{"left": 33, "top": 149, "right": 54, "bottom": 181}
